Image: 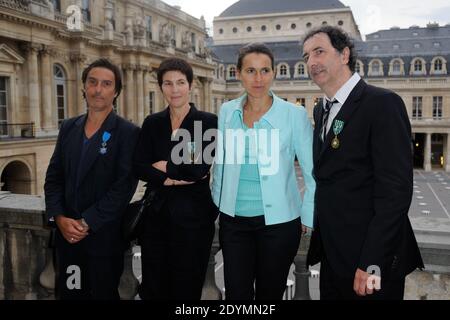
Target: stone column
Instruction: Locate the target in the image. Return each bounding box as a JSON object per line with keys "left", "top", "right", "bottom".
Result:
{"left": 201, "top": 221, "right": 222, "bottom": 300}
{"left": 26, "top": 43, "right": 41, "bottom": 135}
{"left": 292, "top": 234, "right": 312, "bottom": 300}
{"left": 40, "top": 46, "right": 54, "bottom": 133}
{"left": 424, "top": 132, "right": 432, "bottom": 171}
{"left": 143, "top": 70, "right": 151, "bottom": 118}
{"left": 446, "top": 133, "right": 450, "bottom": 172}
{"left": 70, "top": 53, "right": 87, "bottom": 116}
{"left": 124, "top": 64, "right": 136, "bottom": 123}
{"left": 136, "top": 66, "right": 144, "bottom": 126}
{"left": 202, "top": 77, "right": 213, "bottom": 112}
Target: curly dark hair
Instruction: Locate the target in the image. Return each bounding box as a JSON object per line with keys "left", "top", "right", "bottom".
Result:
{"left": 81, "top": 58, "right": 122, "bottom": 105}
{"left": 303, "top": 26, "right": 357, "bottom": 73}
{"left": 157, "top": 58, "right": 194, "bottom": 89}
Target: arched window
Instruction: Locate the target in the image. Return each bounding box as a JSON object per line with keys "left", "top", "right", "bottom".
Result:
{"left": 54, "top": 65, "right": 67, "bottom": 127}
{"left": 414, "top": 60, "right": 422, "bottom": 72}
{"left": 393, "top": 60, "right": 401, "bottom": 73}
{"left": 372, "top": 61, "right": 380, "bottom": 74}
{"left": 280, "top": 65, "right": 287, "bottom": 76}
{"left": 434, "top": 58, "right": 443, "bottom": 71}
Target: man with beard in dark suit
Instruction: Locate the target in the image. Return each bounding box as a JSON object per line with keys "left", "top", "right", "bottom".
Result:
{"left": 302, "top": 26, "right": 424, "bottom": 299}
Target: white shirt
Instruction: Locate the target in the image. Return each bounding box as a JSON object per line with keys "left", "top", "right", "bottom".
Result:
{"left": 323, "top": 72, "right": 361, "bottom": 135}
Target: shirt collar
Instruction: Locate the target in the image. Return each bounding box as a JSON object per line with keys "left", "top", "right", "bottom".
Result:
{"left": 232, "top": 91, "right": 283, "bottom": 128}
{"left": 323, "top": 72, "right": 361, "bottom": 108}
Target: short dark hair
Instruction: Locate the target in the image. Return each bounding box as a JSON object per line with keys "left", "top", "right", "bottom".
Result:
{"left": 303, "top": 26, "right": 357, "bottom": 73}
{"left": 82, "top": 58, "right": 122, "bottom": 104}
{"left": 237, "top": 42, "right": 275, "bottom": 71}
{"left": 157, "top": 58, "right": 193, "bottom": 89}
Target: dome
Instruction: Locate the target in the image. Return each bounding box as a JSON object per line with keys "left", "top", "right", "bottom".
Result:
{"left": 219, "top": 0, "right": 346, "bottom": 17}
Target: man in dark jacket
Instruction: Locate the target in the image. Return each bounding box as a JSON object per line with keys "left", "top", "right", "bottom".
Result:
{"left": 44, "top": 58, "right": 140, "bottom": 299}
{"left": 302, "top": 26, "right": 424, "bottom": 299}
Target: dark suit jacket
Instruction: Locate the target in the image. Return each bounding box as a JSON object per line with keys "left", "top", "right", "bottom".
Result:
{"left": 44, "top": 111, "right": 140, "bottom": 256}
{"left": 133, "top": 104, "right": 218, "bottom": 227}
{"left": 306, "top": 79, "right": 424, "bottom": 280}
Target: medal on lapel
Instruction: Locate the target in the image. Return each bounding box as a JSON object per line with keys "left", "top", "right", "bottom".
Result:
{"left": 100, "top": 131, "right": 111, "bottom": 154}
{"left": 331, "top": 120, "right": 344, "bottom": 149}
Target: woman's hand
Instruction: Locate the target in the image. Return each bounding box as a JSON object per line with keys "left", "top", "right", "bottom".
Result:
{"left": 163, "top": 178, "right": 195, "bottom": 186}
{"left": 152, "top": 161, "right": 168, "bottom": 173}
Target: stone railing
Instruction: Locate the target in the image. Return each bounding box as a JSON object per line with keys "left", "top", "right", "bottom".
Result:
{"left": 1, "top": 192, "right": 449, "bottom": 300}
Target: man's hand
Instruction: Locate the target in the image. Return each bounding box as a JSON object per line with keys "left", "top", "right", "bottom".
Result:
{"left": 152, "top": 161, "right": 167, "bottom": 173}
{"left": 353, "top": 268, "right": 381, "bottom": 296}
{"left": 55, "top": 215, "right": 89, "bottom": 244}
{"left": 301, "top": 224, "right": 310, "bottom": 235}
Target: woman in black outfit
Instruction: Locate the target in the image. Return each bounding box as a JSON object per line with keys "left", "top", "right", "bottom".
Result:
{"left": 133, "top": 58, "right": 218, "bottom": 300}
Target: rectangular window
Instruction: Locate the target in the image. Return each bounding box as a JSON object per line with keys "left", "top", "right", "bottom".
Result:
{"left": 0, "top": 77, "right": 8, "bottom": 136}
{"left": 149, "top": 91, "right": 155, "bottom": 115}
{"left": 191, "top": 33, "right": 196, "bottom": 52}
{"left": 412, "top": 96, "right": 422, "bottom": 120}
{"left": 296, "top": 98, "right": 306, "bottom": 107}
{"left": 170, "top": 24, "right": 176, "bottom": 47}
{"left": 146, "top": 16, "right": 152, "bottom": 40}
{"left": 314, "top": 97, "right": 324, "bottom": 107}
{"left": 56, "top": 84, "right": 66, "bottom": 127}
{"left": 82, "top": 0, "right": 91, "bottom": 22}
{"left": 433, "top": 96, "right": 443, "bottom": 119}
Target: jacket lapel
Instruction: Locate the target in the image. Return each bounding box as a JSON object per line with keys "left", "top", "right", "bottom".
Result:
{"left": 76, "top": 111, "right": 118, "bottom": 188}
{"left": 67, "top": 115, "right": 86, "bottom": 186}
{"left": 319, "top": 79, "right": 367, "bottom": 159}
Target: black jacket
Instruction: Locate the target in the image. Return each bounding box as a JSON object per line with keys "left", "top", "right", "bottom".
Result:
{"left": 133, "top": 104, "right": 218, "bottom": 227}
{"left": 307, "top": 79, "right": 424, "bottom": 279}
{"left": 44, "top": 111, "right": 140, "bottom": 256}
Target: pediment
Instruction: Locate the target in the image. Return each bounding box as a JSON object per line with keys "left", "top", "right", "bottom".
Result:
{"left": 0, "top": 44, "right": 25, "bottom": 64}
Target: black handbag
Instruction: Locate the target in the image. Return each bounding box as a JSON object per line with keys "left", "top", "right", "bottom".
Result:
{"left": 122, "top": 189, "right": 156, "bottom": 242}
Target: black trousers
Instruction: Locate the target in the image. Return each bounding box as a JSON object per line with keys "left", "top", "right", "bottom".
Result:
{"left": 219, "top": 214, "right": 301, "bottom": 300}
{"left": 319, "top": 255, "right": 405, "bottom": 300}
{"left": 55, "top": 243, "right": 124, "bottom": 300}
{"left": 138, "top": 203, "right": 215, "bottom": 300}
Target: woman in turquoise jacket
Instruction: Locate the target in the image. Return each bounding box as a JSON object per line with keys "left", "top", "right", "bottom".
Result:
{"left": 211, "top": 43, "right": 316, "bottom": 300}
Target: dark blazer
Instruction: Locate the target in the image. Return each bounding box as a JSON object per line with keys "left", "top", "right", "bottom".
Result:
{"left": 44, "top": 111, "right": 140, "bottom": 256}
{"left": 307, "top": 79, "right": 424, "bottom": 280}
{"left": 133, "top": 104, "right": 218, "bottom": 227}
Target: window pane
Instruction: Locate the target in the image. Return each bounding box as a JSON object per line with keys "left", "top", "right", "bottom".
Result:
{"left": 57, "top": 84, "right": 64, "bottom": 96}
{"left": 0, "top": 107, "right": 7, "bottom": 121}
{"left": 0, "top": 77, "right": 5, "bottom": 90}
{"left": 0, "top": 93, "right": 6, "bottom": 106}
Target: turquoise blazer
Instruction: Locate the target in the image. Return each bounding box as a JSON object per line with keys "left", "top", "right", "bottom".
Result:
{"left": 211, "top": 92, "right": 316, "bottom": 227}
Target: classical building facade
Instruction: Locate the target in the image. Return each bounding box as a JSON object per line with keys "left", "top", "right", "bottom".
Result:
{"left": 209, "top": 0, "right": 450, "bottom": 172}
{"left": 0, "top": 0, "right": 215, "bottom": 195}
{"left": 1, "top": 0, "right": 449, "bottom": 196}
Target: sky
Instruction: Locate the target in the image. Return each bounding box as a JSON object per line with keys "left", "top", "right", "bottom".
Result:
{"left": 163, "top": 0, "right": 450, "bottom": 37}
